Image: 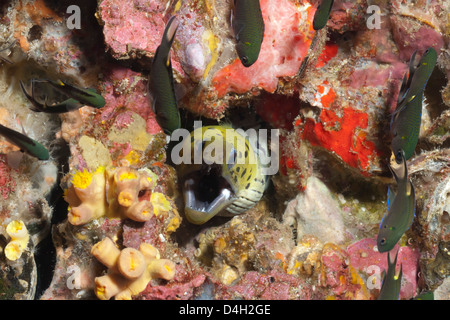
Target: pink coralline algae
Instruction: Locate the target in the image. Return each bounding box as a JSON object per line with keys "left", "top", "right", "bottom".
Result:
{"left": 390, "top": 15, "right": 445, "bottom": 61}
{"left": 99, "top": 66, "right": 162, "bottom": 135}
{"left": 318, "top": 243, "right": 370, "bottom": 300}
{"left": 98, "top": 0, "right": 167, "bottom": 59}
{"left": 139, "top": 266, "right": 207, "bottom": 300}
{"left": 215, "top": 270, "right": 311, "bottom": 300}
{"left": 347, "top": 238, "right": 420, "bottom": 300}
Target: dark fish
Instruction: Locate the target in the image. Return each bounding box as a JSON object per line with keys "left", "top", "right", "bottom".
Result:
{"left": 313, "top": 0, "right": 334, "bottom": 31}
{"left": 390, "top": 91, "right": 423, "bottom": 162}
{"left": 231, "top": 0, "right": 265, "bottom": 67}
{"left": 377, "top": 152, "right": 415, "bottom": 253}
{"left": 395, "top": 48, "right": 437, "bottom": 116}
{"left": 20, "top": 80, "right": 83, "bottom": 113}
{"left": 44, "top": 79, "right": 106, "bottom": 109}
{"left": 378, "top": 249, "right": 403, "bottom": 300}
{"left": 149, "top": 16, "right": 181, "bottom": 135}
{"left": 390, "top": 48, "right": 437, "bottom": 162}
{"left": 0, "top": 124, "right": 49, "bottom": 160}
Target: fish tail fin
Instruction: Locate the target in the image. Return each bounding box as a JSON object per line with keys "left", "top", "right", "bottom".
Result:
{"left": 387, "top": 248, "right": 400, "bottom": 271}
{"left": 20, "top": 80, "right": 45, "bottom": 112}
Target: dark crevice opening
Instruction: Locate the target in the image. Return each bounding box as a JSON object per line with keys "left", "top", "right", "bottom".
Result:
{"left": 34, "top": 139, "right": 70, "bottom": 299}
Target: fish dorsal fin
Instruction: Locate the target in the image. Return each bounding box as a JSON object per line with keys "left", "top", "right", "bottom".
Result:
{"left": 397, "top": 72, "right": 409, "bottom": 106}
{"left": 394, "top": 51, "right": 418, "bottom": 115}
{"left": 407, "top": 51, "right": 418, "bottom": 88}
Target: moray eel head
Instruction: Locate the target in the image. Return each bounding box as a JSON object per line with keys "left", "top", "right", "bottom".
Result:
{"left": 178, "top": 126, "right": 267, "bottom": 224}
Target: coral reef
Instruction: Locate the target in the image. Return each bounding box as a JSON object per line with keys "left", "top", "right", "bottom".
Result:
{"left": 65, "top": 167, "right": 108, "bottom": 225}
{"left": 64, "top": 166, "right": 166, "bottom": 225}
{"left": 0, "top": 0, "right": 448, "bottom": 301}
{"left": 91, "top": 237, "right": 175, "bottom": 300}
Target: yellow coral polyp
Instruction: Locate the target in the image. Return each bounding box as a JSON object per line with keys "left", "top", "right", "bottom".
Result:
{"left": 166, "top": 216, "right": 180, "bottom": 233}
{"left": 124, "top": 150, "right": 141, "bottom": 165}
{"left": 151, "top": 192, "right": 171, "bottom": 216}
{"left": 71, "top": 169, "right": 93, "bottom": 189}
{"left": 119, "top": 171, "right": 137, "bottom": 181}
{"left": 118, "top": 191, "right": 134, "bottom": 207}
{"left": 164, "top": 264, "right": 172, "bottom": 274}
{"left": 4, "top": 243, "right": 22, "bottom": 260}
{"left": 4, "top": 220, "right": 29, "bottom": 261}
{"left": 7, "top": 220, "right": 23, "bottom": 234}
{"left": 96, "top": 286, "right": 106, "bottom": 299}
{"left": 71, "top": 167, "right": 105, "bottom": 189}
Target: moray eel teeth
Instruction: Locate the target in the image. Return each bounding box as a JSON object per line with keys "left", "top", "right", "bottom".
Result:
{"left": 182, "top": 165, "right": 236, "bottom": 224}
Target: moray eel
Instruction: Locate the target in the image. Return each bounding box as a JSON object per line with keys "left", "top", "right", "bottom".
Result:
{"left": 378, "top": 249, "right": 402, "bottom": 300}
{"left": 177, "top": 125, "right": 268, "bottom": 224}
{"left": 377, "top": 152, "right": 415, "bottom": 253}
{"left": 231, "top": 0, "right": 265, "bottom": 67}
{"left": 390, "top": 48, "right": 436, "bottom": 162}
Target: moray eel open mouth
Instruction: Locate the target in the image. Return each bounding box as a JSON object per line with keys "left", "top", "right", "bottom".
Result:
{"left": 177, "top": 125, "right": 268, "bottom": 225}
{"left": 182, "top": 164, "right": 236, "bottom": 224}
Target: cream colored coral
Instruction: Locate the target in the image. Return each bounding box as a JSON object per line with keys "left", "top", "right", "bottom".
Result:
{"left": 107, "top": 167, "right": 157, "bottom": 222}
{"left": 65, "top": 167, "right": 108, "bottom": 225}
{"left": 91, "top": 237, "right": 176, "bottom": 300}
{"left": 64, "top": 166, "right": 175, "bottom": 226}
{"left": 4, "top": 220, "right": 29, "bottom": 261}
